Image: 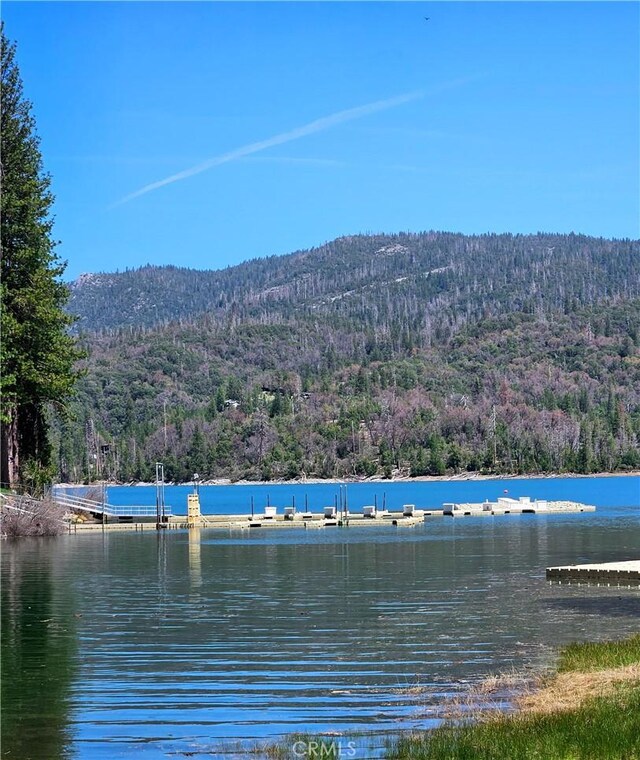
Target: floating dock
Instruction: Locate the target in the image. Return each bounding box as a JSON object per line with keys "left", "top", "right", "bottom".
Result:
{"left": 66, "top": 494, "right": 595, "bottom": 532}
{"left": 546, "top": 560, "right": 640, "bottom": 585}
{"left": 439, "top": 496, "right": 595, "bottom": 517}
{"left": 69, "top": 511, "right": 428, "bottom": 531}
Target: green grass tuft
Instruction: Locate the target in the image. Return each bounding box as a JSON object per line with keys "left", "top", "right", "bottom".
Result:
{"left": 389, "top": 686, "right": 640, "bottom": 760}
{"left": 557, "top": 634, "right": 640, "bottom": 673}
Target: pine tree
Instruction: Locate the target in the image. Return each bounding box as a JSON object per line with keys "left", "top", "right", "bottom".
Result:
{"left": 1, "top": 26, "right": 82, "bottom": 490}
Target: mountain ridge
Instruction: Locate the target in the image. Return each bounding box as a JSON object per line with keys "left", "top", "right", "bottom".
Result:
{"left": 68, "top": 231, "right": 640, "bottom": 333}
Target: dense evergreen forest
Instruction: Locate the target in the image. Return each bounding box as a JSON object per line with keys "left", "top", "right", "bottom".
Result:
{"left": 57, "top": 231, "right": 640, "bottom": 483}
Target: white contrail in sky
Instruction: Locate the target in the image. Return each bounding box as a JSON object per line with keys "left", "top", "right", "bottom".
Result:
{"left": 111, "top": 90, "right": 423, "bottom": 207}
{"left": 112, "top": 76, "right": 485, "bottom": 207}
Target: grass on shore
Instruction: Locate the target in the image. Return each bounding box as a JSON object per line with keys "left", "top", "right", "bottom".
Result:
{"left": 389, "top": 635, "right": 640, "bottom": 760}
{"left": 557, "top": 633, "right": 640, "bottom": 673}
{"left": 390, "top": 687, "right": 640, "bottom": 760}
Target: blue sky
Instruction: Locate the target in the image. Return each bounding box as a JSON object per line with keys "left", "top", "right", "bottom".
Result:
{"left": 4, "top": 1, "right": 639, "bottom": 280}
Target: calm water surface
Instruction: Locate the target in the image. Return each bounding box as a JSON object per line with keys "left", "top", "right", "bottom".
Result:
{"left": 3, "top": 477, "right": 639, "bottom": 759}
{"left": 98, "top": 474, "right": 640, "bottom": 515}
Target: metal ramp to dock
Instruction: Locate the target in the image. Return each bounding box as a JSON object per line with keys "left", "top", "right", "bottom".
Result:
{"left": 52, "top": 492, "right": 172, "bottom": 520}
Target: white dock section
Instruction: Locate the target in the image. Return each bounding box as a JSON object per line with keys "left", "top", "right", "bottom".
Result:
{"left": 546, "top": 560, "right": 640, "bottom": 585}
{"left": 441, "top": 497, "right": 594, "bottom": 517}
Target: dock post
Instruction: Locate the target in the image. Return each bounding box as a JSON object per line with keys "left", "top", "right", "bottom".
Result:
{"left": 187, "top": 492, "right": 202, "bottom": 528}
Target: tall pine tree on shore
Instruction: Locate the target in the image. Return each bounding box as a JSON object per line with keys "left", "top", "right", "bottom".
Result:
{"left": 1, "top": 25, "right": 82, "bottom": 491}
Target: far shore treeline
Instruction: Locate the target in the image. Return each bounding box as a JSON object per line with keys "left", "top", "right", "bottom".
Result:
{"left": 61, "top": 231, "right": 639, "bottom": 485}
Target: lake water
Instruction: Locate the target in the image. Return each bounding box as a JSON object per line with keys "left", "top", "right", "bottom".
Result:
{"left": 60, "top": 473, "right": 640, "bottom": 515}
{"left": 3, "top": 476, "right": 639, "bottom": 759}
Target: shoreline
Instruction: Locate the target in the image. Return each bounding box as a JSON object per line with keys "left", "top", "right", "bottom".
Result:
{"left": 387, "top": 634, "right": 640, "bottom": 759}
{"left": 55, "top": 470, "right": 640, "bottom": 489}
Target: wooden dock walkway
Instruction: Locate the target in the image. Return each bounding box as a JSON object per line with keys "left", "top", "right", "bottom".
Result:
{"left": 69, "top": 512, "right": 429, "bottom": 531}
{"left": 546, "top": 560, "right": 640, "bottom": 585}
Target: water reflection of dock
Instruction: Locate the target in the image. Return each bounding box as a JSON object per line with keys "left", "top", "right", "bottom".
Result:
{"left": 188, "top": 528, "right": 202, "bottom": 588}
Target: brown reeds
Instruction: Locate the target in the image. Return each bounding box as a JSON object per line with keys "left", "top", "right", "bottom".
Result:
{"left": 0, "top": 493, "right": 68, "bottom": 537}
{"left": 517, "top": 663, "right": 640, "bottom": 715}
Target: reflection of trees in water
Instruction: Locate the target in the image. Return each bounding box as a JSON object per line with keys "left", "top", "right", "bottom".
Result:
{"left": 1, "top": 541, "right": 77, "bottom": 759}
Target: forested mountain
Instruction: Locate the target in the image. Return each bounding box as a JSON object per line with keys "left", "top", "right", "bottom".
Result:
{"left": 58, "top": 232, "right": 640, "bottom": 483}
